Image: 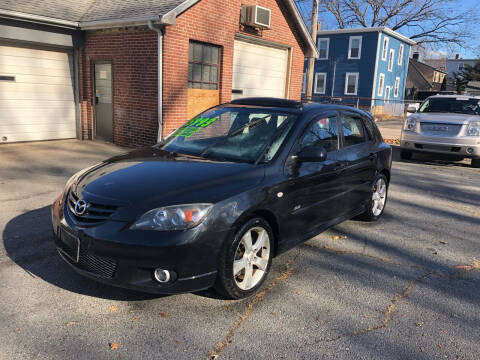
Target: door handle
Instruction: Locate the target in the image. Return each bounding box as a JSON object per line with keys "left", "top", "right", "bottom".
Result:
{"left": 368, "top": 153, "right": 377, "bottom": 161}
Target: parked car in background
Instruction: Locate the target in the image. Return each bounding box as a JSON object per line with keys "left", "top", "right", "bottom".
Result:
{"left": 400, "top": 95, "right": 480, "bottom": 168}
{"left": 52, "top": 98, "right": 392, "bottom": 299}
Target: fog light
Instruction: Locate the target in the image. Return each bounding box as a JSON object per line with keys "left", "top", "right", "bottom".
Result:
{"left": 466, "top": 147, "right": 474, "bottom": 154}
{"left": 154, "top": 269, "right": 171, "bottom": 283}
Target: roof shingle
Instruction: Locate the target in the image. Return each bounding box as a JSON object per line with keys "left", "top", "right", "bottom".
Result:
{"left": 0, "top": 0, "right": 186, "bottom": 23}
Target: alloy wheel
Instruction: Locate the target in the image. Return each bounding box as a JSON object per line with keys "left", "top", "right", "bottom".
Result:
{"left": 372, "top": 177, "right": 387, "bottom": 216}
{"left": 233, "top": 226, "right": 271, "bottom": 290}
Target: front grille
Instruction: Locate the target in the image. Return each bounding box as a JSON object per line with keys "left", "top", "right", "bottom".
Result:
{"left": 77, "top": 247, "right": 118, "bottom": 278}
{"left": 67, "top": 190, "right": 118, "bottom": 226}
{"left": 420, "top": 122, "right": 462, "bottom": 137}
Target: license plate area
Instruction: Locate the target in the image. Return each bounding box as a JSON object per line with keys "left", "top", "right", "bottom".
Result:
{"left": 57, "top": 227, "right": 80, "bottom": 263}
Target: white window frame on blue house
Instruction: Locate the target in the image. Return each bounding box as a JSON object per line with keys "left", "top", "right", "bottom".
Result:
{"left": 302, "top": 73, "right": 306, "bottom": 94}
{"left": 314, "top": 72, "right": 327, "bottom": 94}
{"left": 348, "top": 36, "right": 362, "bottom": 59}
{"left": 378, "top": 73, "right": 385, "bottom": 97}
{"left": 388, "top": 49, "right": 395, "bottom": 71}
{"left": 398, "top": 44, "right": 404, "bottom": 66}
{"left": 382, "top": 37, "right": 389, "bottom": 61}
{"left": 384, "top": 86, "right": 391, "bottom": 102}
{"left": 344, "top": 72, "right": 359, "bottom": 95}
{"left": 317, "top": 38, "right": 330, "bottom": 60}
{"left": 394, "top": 77, "right": 400, "bottom": 97}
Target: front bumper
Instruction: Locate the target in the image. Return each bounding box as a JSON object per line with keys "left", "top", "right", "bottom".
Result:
{"left": 51, "top": 196, "right": 229, "bottom": 294}
{"left": 400, "top": 131, "right": 480, "bottom": 158}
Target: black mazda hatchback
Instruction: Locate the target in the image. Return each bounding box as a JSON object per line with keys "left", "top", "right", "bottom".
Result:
{"left": 52, "top": 98, "right": 391, "bottom": 299}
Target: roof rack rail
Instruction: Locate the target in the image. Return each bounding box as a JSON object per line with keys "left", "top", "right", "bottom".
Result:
{"left": 229, "top": 97, "right": 303, "bottom": 109}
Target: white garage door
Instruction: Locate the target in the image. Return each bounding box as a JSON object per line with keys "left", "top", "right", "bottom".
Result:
{"left": 232, "top": 40, "right": 288, "bottom": 100}
{"left": 0, "top": 44, "right": 76, "bottom": 143}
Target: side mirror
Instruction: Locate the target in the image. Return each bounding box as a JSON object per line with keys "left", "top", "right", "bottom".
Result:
{"left": 296, "top": 146, "right": 327, "bottom": 162}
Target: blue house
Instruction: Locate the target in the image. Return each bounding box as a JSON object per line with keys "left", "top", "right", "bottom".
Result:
{"left": 303, "top": 27, "right": 416, "bottom": 112}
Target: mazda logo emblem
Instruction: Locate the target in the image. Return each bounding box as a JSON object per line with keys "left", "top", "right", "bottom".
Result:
{"left": 74, "top": 199, "right": 88, "bottom": 216}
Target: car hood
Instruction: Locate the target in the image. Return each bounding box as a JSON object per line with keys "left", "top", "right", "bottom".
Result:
{"left": 414, "top": 112, "right": 480, "bottom": 125}
{"left": 72, "top": 147, "right": 264, "bottom": 220}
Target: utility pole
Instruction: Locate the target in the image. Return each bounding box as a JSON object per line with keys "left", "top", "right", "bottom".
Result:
{"left": 305, "top": 0, "right": 319, "bottom": 101}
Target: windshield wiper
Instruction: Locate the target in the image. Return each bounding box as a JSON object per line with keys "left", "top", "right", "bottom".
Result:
{"left": 199, "top": 115, "right": 272, "bottom": 158}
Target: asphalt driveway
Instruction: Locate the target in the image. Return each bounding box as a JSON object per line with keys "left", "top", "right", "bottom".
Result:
{"left": 1, "top": 139, "right": 479, "bottom": 360}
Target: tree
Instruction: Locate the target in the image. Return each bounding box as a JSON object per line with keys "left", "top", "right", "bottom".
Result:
{"left": 454, "top": 60, "right": 480, "bottom": 93}
{"left": 311, "top": 0, "right": 476, "bottom": 47}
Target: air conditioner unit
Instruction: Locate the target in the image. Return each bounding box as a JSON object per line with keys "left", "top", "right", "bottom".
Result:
{"left": 241, "top": 5, "right": 271, "bottom": 29}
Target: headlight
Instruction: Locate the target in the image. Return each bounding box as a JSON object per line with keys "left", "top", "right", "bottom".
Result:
{"left": 467, "top": 121, "right": 480, "bottom": 136}
{"left": 130, "top": 204, "right": 212, "bottom": 231}
{"left": 404, "top": 117, "right": 417, "bottom": 132}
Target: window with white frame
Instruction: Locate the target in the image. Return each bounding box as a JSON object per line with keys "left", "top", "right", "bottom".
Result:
{"left": 394, "top": 77, "right": 400, "bottom": 97}
{"left": 378, "top": 73, "right": 385, "bottom": 96}
{"left": 344, "top": 72, "right": 359, "bottom": 95}
{"left": 388, "top": 49, "right": 395, "bottom": 71}
{"left": 317, "top": 38, "right": 329, "bottom": 60}
{"left": 398, "top": 44, "right": 404, "bottom": 66}
{"left": 314, "top": 73, "right": 327, "bottom": 94}
{"left": 382, "top": 37, "right": 389, "bottom": 61}
{"left": 458, "top": 62, "right": 464, "bottom": 71}
{"left": 348, "top": 36, "right": 362, "bottom": 59}
{"left": 302, "top": 73, "right": 306, "bottom": 94}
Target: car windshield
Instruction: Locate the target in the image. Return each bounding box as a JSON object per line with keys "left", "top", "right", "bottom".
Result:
{"left": 159, "top": 106, "right": 298, "bottom": 163}
{"left": 419, "top": 97, "right": 480, "bottom": 115}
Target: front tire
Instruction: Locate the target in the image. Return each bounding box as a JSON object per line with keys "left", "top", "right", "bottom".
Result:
{"left": 471, "top": 158, "right": 480, "bottom": 168}
{"left": 359, "top": 173, "right": 389, "bottom": 221}
{"left": 214, "top": 218, "right": 273, "bottom": 300}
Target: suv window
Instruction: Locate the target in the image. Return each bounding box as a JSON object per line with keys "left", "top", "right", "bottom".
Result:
{"left": 341, "top": 114, "right": 366, "bottom": 147}
{"left": 300, "top": 115, "right": 339, "bottom": 152}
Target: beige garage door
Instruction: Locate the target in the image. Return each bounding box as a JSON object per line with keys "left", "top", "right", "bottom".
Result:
{"left": 232, "top": 40, "right": 288, "bottom": 100}
{"left": 0, "top": 44, "right": 76, "bottom": 143}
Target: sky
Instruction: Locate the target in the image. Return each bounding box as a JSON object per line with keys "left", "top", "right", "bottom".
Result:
{"left": 295, "top": 0, "right": 480, "bottom": 59}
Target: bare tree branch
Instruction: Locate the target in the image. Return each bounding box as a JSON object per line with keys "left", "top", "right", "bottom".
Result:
{"left": 314, "top": 0, "right": 477, "bottom": 47}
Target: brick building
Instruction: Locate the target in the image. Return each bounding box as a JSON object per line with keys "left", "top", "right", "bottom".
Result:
{"left": 0, "top": 0, "right": 317, "bottom": 147}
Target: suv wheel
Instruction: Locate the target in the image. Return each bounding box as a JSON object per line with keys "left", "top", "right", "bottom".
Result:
{"left": 472, "top": 158, "right": 480, "bottom": 168}
{"left": 214, "top": 218, "right": 273, "bottom": 299}
{"left": 400, "top": 149, "right": 413, "bottom": 160}
{"left": 359, "top": 173, "right": 389, "bottom": 221}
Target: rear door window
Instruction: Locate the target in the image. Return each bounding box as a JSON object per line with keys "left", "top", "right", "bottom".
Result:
{"left": 340, "top": 114, "right": 367, "bottom": 147}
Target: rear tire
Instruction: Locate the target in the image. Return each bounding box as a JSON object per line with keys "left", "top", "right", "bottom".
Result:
{"left": 214, "top": 218, "right": 273, "bottom": 300}
{"left": 400, "top": 149, "right": 413, "bottom": 160}
{"left": 359, "top": 173, "right": 389, "bottom": 222}
{"left": 472, "top": 158, "right": 480, "bottom": 168}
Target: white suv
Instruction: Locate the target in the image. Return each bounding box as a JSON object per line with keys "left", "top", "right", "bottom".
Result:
{"left": 400, "top": 95, "right": 480, "bottom": 168}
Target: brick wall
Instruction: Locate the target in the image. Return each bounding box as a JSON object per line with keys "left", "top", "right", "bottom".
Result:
{"left": 80, "top": 28, "right": 158, "bottom": 147}
{"left": 162, "top": 0, "right": 307, "bottom": 136}
{"left": 80, "top": 0, "right": 307, "bottom": 147}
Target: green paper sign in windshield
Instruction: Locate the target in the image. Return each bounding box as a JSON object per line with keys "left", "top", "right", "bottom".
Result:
{"left": 173, "top": 117, "right": 218, "bottom": 137}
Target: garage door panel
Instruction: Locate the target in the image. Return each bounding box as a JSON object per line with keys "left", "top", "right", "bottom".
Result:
{"left": 7, "top": 73, "right": 73, "bottom": 86}
{"left": 0, "top": 99, "right": 74, "bottom": 109}
{"left": 0, "top": 122, "right": 76, "bottom": 135}
{"left": 0, "top": 107, "right": 76, "bottom": 124}
{"left": 0, "top": 45, "right": 76, "bottom": 143}
{"left": 0, "top": 64, "right": 72, "bottom": 78}
{"left": 233, "top": 66, "right": 286, "bottom": 79}
{"left": 0, "top": 83, "right": 74, "bottom": 101}
{"left": 0, "top": 54, "right": 71, "bottom": 71}
{"left": 232, "top": 40, "right": 287, "bottom": 99}
{"left": 0, "top": 46, "right": 71, "bottom": 61}
{"left": 2, "top": 131, "right": 76, "bottom": 143}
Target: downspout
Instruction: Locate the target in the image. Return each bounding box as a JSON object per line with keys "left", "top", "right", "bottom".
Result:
{"left": 148, "top": 20, "right": 164, "bottom": 142}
